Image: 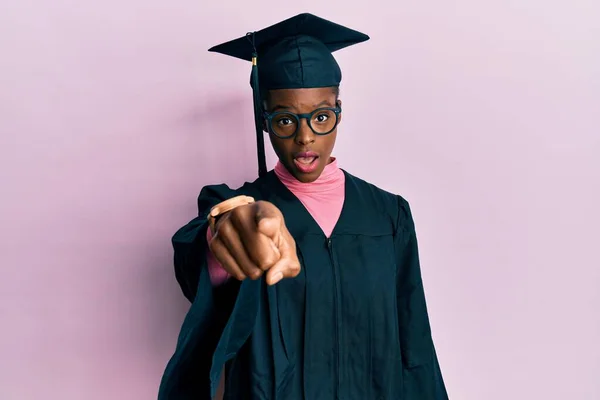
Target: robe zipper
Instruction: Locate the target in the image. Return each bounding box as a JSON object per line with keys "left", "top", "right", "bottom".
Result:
{"left": 327, "top": 238, "right": 341, "bottom": 398}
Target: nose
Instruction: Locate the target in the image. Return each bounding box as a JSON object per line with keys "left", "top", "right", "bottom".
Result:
{"left": 294, "top": 118, "right": 315, "bottom": 145}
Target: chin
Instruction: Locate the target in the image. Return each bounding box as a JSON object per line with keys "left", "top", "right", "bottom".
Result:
{"left": 284, "top": 158, "right": 325, "bottom": 183}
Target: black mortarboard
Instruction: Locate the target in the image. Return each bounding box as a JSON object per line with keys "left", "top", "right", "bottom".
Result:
{"left": 208, "top": 13, "right": 369, "bottom": 177}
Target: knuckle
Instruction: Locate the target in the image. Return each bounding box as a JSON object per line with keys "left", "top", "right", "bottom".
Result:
{"left": 217, "top": 220, "right": 232, "bottom": 237}
{"left": 248, "top": 269, "right": 263, "bottom": 280}
{"left": 228, "top": 207, "right": 244, "bottom": 225}
{"left": 234, "top": 272, "right": 247, "bottom": 281}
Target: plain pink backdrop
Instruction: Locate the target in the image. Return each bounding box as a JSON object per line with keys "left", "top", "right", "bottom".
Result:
{"left": 1, "top": 1, "right": 599, "bottom": 399}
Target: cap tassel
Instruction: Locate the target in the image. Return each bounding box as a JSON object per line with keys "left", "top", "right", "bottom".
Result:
{"left": 247, "top": 32, "right": 267, "bottom": 178}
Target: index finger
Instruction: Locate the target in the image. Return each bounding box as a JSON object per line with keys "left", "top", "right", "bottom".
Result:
{"left": 229, "top": 205, "right": 281, "bottom": 270}
{"left": 239, "top": 225, "right": 281, "bottom": 271}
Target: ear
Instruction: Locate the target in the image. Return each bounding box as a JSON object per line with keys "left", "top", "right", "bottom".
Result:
{"left": 337, "top": 99, "right": 343, "bottom": 125}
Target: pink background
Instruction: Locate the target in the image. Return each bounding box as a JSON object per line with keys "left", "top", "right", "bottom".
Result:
{"left": 1, "top": 1, "right": 599, "bottom": 399}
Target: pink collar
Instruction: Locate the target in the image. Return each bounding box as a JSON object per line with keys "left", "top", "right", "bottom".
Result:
{"left": 274, "top": 158, "right": 345, "bottom": 194}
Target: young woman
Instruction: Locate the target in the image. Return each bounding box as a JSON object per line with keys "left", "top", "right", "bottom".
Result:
{"left": 159, "top": 13, "right": 448, "bottom": 400}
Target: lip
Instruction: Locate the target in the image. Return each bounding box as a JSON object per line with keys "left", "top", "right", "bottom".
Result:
{"left": 292, "top": 151, "right": 320, "bottom": 174}
{"left": 294, "top": 151, "right": 320, "bottom": 158}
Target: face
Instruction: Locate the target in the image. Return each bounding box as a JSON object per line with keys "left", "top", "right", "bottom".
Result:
{"left": 264, "top": 87, "right": 342, "bottom": 183}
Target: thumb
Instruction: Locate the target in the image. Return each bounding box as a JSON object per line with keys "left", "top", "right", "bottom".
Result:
{"left": 265, "top": 256, "right": 301, "bottom": 285}
{"left": 265, "top": 232, "right": 300, "bottom": 285}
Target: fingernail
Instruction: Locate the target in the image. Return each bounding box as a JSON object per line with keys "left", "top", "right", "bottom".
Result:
{"left": 271, "top": 272, "right": 283, "bottom": 285}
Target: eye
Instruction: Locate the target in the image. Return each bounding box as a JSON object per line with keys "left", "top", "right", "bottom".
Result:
{"left": 314, "top": 113, "right": 330, "bottom": 123}
{"left": 276, "top": 117, "right": 295, "bottom": 126}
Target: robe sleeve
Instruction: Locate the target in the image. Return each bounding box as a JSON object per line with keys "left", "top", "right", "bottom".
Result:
{"left": 159, "top": 183, "right": 263, "bottom": 399}
{"left": 395, "top": 196, "right": 449, "bottom": 399}
{"left": 172, "top": 184, "right": 238, "bottom": 302}
{"left": 159, "top": 184, "right": 240, "bottom": 399}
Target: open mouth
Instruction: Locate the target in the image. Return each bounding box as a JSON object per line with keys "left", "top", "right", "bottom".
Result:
{"left": 293, "top": 152, "right": 320, "bottom": 173}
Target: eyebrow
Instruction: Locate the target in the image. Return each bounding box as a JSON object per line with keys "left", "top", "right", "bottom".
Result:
{"left": 271, "top": 100, "right": 334, "bottom": 112}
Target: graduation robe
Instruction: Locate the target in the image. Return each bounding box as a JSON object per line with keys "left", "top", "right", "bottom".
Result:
{"left": 158, "top": 170, "right": 448, "bottom": 399}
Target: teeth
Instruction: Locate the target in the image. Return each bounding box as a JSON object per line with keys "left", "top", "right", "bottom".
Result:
{"left": 296, "top": 157, "right": 316, "bottom": 165}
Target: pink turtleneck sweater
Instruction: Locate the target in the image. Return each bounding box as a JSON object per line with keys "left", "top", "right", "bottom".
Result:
{"left": 206, "top": 158, "right": 346, "bottom": 285}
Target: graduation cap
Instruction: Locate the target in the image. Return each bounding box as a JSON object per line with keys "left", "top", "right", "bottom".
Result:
{"left": 208, "top": 13, "right": 369, "bottom": 177}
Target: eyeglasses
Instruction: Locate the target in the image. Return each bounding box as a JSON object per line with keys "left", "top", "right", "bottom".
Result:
{"left": 263, "top": 106, "right": 342, "bottom": 139}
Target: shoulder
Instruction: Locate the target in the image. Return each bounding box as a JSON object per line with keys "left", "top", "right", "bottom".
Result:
{"left": 343, "top": 170, "right": 413, "bottom": 231}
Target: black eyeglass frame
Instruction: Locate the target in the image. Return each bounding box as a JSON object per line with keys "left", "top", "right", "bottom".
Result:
{"left": 263, "top": 105, "right": 342, "bottom": 139}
